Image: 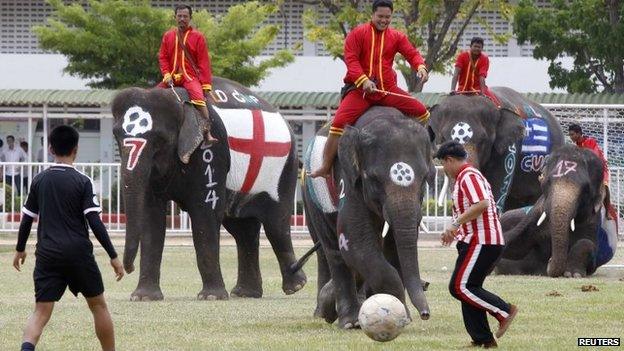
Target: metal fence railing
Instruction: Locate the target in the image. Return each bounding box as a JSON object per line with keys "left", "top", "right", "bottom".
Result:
{"left": 1, "top": 162, "right": 622, "bottom": 238}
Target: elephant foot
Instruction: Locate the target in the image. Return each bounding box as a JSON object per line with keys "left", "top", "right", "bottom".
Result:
{"left": 130, "top": 287, "right": 164, "bottom": 302}
{"left": 317, "top": 280, "right": 338, "bottom": 323}
{"left": 338, "top": 306, "right": 361, "bottom": 329}
{"left": 282, "top": 270, "right": 307, "bottom": 295}
{"left": 231, "top": 285, "right": 263, "bottom": 298}
{"left": 197, "top": 287, "right": 229, "bottom": 301}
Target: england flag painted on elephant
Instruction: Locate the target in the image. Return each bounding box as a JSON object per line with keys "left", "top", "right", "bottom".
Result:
{"left": 212, "top": 106, "right": 291, "bottom": 201}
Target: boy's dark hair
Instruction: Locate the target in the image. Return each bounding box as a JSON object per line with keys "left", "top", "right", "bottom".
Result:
{"left": 568, "top": 123, "right": 583, "bottom": 134}
{"left": 434, "top": 140, "right": 468, "bottom": 160}
{"left": 49, "top": 125, "right": 79, "bottom": 156}
{"left": 373, "top": 0, "right": 393, "bottom": 12}
{"left": 7, "top": 135, "right": 15, "bottom": 142}
{"left": 174, "top": 4, "right": 192, "bottom": 17}
{"left": 470, "top": 37, "right": 484, "bottom": 46}
{"left": 20, "top": 141, "right": 28, "bottom": 148}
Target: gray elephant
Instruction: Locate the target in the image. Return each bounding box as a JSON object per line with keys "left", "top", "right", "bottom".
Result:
{"left": 430, "top": 87, "right": 564, "bottom": 211}
{"left": 301, "top": 107, "right": 434, "bottom": 328}
{"left": 111, "top": 77, "right": 306, "bottom": 301}
{"left": 495, "top": 144, "right": 618, "bottom": 277}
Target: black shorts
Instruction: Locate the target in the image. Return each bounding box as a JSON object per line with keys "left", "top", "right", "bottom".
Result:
{"left": 33, "top": 255, "right": 104, "bottom": 302}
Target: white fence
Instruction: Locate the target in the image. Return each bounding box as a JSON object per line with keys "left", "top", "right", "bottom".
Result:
{"left": 1, "top": 162, "right": 622, "bottom": 238}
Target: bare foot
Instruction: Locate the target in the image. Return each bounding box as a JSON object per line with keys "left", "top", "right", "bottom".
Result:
{"left": 309, "top": 165, "right": 331, "bottom": 178}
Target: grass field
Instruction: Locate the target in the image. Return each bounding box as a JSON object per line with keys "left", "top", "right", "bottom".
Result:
{"left": 1, "top": 242, "right": 623, "bottom": 350}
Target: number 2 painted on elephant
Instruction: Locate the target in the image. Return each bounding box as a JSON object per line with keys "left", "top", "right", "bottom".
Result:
{"left": 123, "top": 138, "right": 147, "bottom": 171}
{"left": 339, "top": 179, "right": 345, "bottom": 199}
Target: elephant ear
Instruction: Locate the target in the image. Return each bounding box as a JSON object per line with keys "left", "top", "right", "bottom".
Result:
{"left": 177, "top": 103, "right": 205, "bottom": 163}
{"left": 337, "top": 126, "right": 364, "bottom": 188}
{"left": 493, "top": 107, "right": 525, "bottom": 155}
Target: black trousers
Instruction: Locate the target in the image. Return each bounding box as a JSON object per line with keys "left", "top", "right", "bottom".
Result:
{"left": 449, "top": 241, "right": 511, "bottom": 343}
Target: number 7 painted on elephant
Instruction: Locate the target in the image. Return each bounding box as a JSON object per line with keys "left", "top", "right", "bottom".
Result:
{"left": 123, "top": 138, "right": 147, "bottom": 171}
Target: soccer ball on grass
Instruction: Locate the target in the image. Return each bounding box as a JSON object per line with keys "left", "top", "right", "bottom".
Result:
{"left": 358, "top": 293, "right": 410, "bottom": 342}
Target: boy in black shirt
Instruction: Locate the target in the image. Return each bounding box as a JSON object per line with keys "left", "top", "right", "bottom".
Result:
{"left": 13, "top": 125, "right": 124, "bottom": 351}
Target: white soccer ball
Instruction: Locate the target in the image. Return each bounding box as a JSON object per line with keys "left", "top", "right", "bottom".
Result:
{"left": 358, "top": 293, "right": 410, "bottom": 342}
{"left": 451, "top": 122, "right": 473, "bottom": 144}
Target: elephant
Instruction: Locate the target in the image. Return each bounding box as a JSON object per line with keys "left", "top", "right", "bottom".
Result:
{"left": 495, "top": 144, "right": 618, "bottom": 277}
{"left": 301, "top": 107, "right": 434, "bottom": 328}
{"left": 111, "top": 77, "right": 306, "bottom": 301}
{"left": 429, "top": 87, "right": 565, "bottom": 212}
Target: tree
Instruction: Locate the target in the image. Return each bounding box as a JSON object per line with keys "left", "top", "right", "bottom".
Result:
{"left": 514, "top": 0, "right": 624, "bottom": 93}
{"left": 34, "top": 0, "right": 294, "bottom": 89}
{"left": 301, "top": 0, "right": 511, "bottom": 92}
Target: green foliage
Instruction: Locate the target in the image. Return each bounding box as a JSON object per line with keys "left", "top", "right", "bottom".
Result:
{"left": 34, "top": 0, "right": 169, "bottom": 88}
{"left": 34, "top": 0, "right": 293, "bottom": 88}
{"left": 193, "top": 2, "right": 295, "bottom": 87}
{"left": 423, "top": 198, "right": 453, "bottom": 215}
{"left": 514, "top": 0, "right": 624, "bottom": 93}
{"left": 303, "top": 0, "right": 511, "bottom": 92}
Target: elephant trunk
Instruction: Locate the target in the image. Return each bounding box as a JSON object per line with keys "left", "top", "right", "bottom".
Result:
{"left": 386, "top": 201, "right": 430, "bottom": 319}
{"left": 546, "top": 180, "right": 580, "bottom": 277}
{"left": 120, "top": 171, "right": 153, "bottom": 274}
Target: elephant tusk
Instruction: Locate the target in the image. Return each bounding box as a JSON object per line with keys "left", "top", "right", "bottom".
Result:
{"left": 382, "top": 222, "right": 390, "bottom": 238}
{"left": 438, "top": 175, "right": 449, "bottom": 207}
{"left": 537, "top": 211, "right": 547, "bottom": 226}
{"left": 419, "top": 222, "right": 429, "bottom": 234}
{"left": 571, "top": 219, "right": 575, "bottom": 232}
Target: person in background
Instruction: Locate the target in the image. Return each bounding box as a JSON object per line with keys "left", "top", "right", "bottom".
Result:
{"left": 1, "top": 135, "right": 28, "bottom": 195}
{"left": 451, "top": 37, "right": 500, "bottom": 107}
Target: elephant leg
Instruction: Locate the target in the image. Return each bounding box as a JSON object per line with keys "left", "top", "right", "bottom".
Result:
{"left": 189, "top": 209, "right": 228, "bottom": 300}
{"left": 342, "top": 233, "right": 406, "bottom": 314}
{"left": 566, "top": 239, "right": 597, "bottom": 278}
{"left": 223, "top": 217, "right": 263, "bottom": 298}
{"left": 262, "top": 216, "right": 307, "bottom": 295}
{"left": 131, "top": 199, "right": 167, "bottom": 301}
{"left": 304, "top": 206, "right": 332, "bottom": 317}
{"left": 324, "top": 248, "right": 360, "bottom": 328}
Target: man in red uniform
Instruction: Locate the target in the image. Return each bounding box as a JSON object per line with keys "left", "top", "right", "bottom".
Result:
{"left": 568, "top": 123, "right": 612, "bottom": 214}
{"left": 158, "top": 4, "right": 216, "bottom": 155}
{"left": 310, "top": 0, "right": 430, "bottom": 178}
{"left": 437, "top": 140, "right": 518, "bottom": 348}
{"left": 451, "top": 37, "right": 500, "bottom": 107}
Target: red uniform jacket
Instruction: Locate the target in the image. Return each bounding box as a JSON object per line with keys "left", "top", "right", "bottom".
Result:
{"left": 576, "top": 136, "right": 610, "bottom": 185}
{"left": 343, "top": 23, "right": 426, "bottom": 91}
{"left": 455, "top": 51, "right": 490, "bottom": 92}
{"left": 158, "top": 27, "right": 212, "bottom": 90}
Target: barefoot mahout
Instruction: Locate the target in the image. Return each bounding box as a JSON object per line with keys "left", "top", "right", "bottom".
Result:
{"left": 301, "top": 107, "right": 435, "bottom": 329}
{"left": 112, "top": 77, "right": 306, "bottom": 301}
{"left": 496, "top": 145, "right": 618, "bottom": 277}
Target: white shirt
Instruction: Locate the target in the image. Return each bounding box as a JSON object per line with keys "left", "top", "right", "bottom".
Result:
{"left": 2, "top": 146, "right": 28, "bottom": 176}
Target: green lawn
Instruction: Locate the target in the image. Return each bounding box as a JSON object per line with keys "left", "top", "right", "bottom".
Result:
{"left": 0, "top": 243, "right": 622, "bottom": 350}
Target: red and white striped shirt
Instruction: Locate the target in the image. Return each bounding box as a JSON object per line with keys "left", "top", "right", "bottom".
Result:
{"left": 452, "top": 164, "right": 504, "bottom": 245}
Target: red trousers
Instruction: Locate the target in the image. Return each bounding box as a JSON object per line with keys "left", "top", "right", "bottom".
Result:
{"left": 157, "top": 78, "right": 205, "bottom": 106}
{"left": 330, "top": 85, "right": 429, "bottom": 136}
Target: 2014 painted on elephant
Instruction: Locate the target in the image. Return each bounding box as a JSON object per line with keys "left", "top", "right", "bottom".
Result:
{"left": 201, "top": 144, "right": 219, "bottom": 209}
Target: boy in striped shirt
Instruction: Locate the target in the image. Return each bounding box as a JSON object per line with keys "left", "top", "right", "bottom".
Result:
{"left": 436, "top": 140, "right": 518, "bottom": 348}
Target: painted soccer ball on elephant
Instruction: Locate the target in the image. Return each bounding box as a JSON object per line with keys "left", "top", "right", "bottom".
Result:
{"left": 451, "top": 121, "right": 473, "bottom": 144}
{"left": 358, "top": 294, "right": 410, "bottom": 342}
